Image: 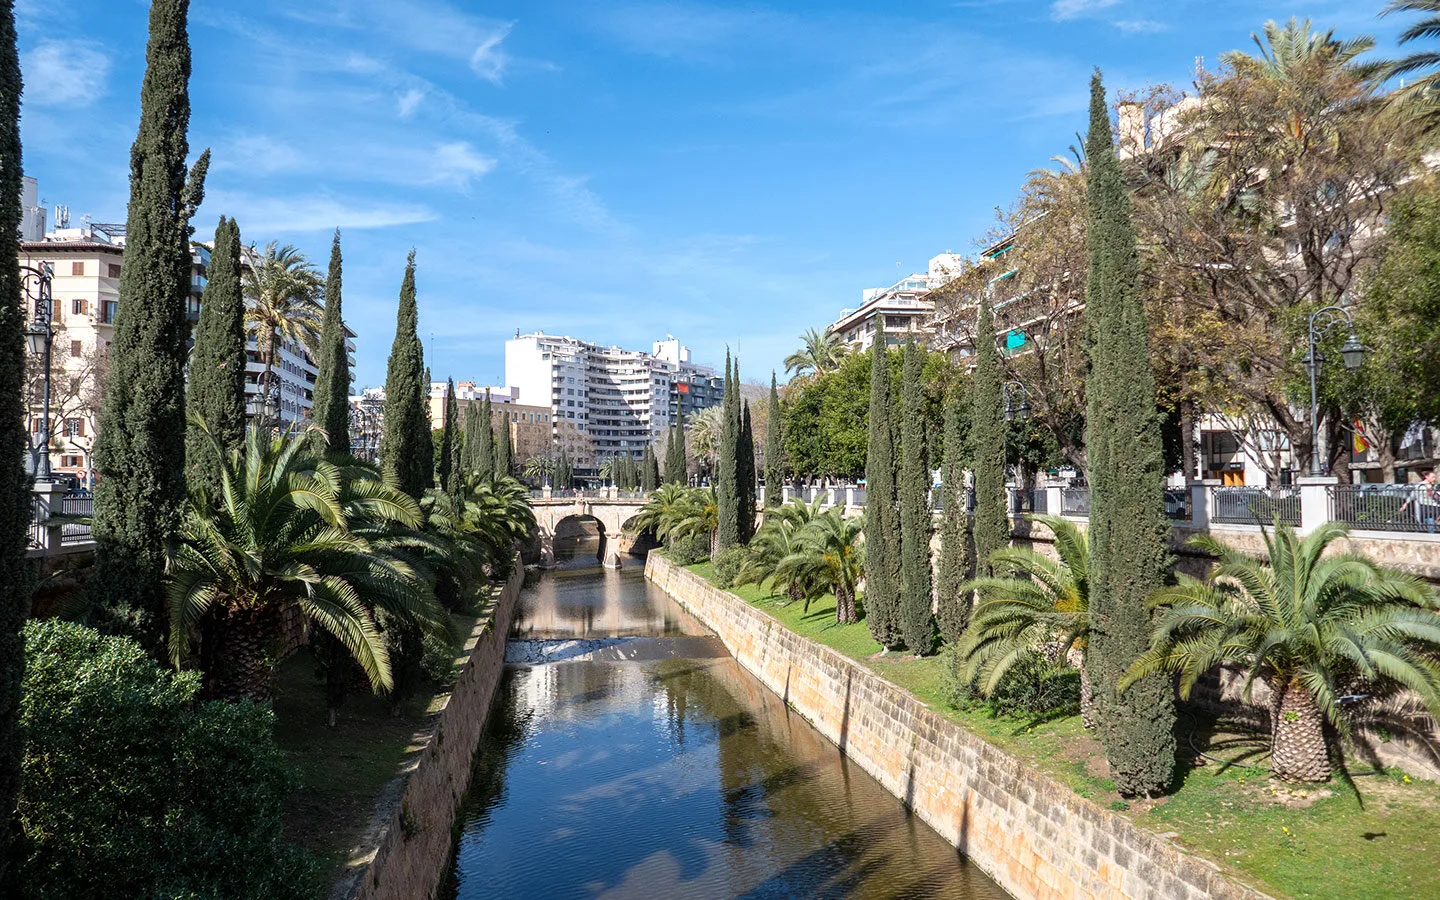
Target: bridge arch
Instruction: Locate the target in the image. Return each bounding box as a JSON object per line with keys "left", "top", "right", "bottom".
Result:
{"left": 530, "top": 497, "right": 650, "bottom": 569}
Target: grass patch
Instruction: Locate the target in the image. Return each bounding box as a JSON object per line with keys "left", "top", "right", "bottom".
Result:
{"left": 273, "top": 609, "right": 483, "bottom": 879}
{"left": 686, "top": 561, "right": 1440, "bottom": 900}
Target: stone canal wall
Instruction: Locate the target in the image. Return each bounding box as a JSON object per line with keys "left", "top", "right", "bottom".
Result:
{"left": 646, "top": 552, "right": 1272, "bottom": 900}
{"left": 332, "top": 558, "right": 525, "bottom": 900}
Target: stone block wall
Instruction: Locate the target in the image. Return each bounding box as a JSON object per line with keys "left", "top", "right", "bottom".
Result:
{"left": 647, "top": 553, "right": 1272, "bottom": 900}
{"left": 332, "top": 558, "right": 525, "bottom": 900}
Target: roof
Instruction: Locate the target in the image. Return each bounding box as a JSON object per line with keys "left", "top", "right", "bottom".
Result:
{"left": 20, "top": 241, "right": 123, "bottom": 254}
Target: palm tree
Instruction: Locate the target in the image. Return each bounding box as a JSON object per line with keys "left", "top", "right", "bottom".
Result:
{"left": 957, "top": 514, "right": 1094, "bottom": 728}
{"left": 242, "top": 242, "right": 323, "bottom": 423}
{"left": 1382, "top": 1, "right": 1440, "bottom": 127}
{"left": 735, "top": 496, "right": 826, "bottom": 609}
{"left": 776, "top": 510, "right": 864, "bottom": 624}
{"left": 167, "top": 425, "right": 443, "bottom": 701}
{"left": 523, "top": 454, "right": 555, "bottom": 487}
{"left": 668, "top": 487, "right": 720, "bottom": 558}
{"left": 784, "top": 327, "right": 848, "bottom": 377}
{"left": 685, "top": 405, "right": 725, "bottom": 476}
{"left": 1220, "top": 17, "right": 1378, "bottom": 81}
{"left": 1122, "top": 523, "right": 1440, "bottom": 783}
{"left": 632, "top": 483, "right": 691, "bottom": 545}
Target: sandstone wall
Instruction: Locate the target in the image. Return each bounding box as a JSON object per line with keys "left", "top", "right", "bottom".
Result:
{"left": 647, "top": 553, "right": 1272, "bottom": 900}
{"left": 332, "top": 558, "right": 525, "bottom": 900}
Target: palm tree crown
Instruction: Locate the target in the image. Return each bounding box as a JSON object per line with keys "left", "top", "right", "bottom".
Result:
{"left": 784, "top": 328, "right": 849, "bottom": 377}
{"left": 1123, "top": 523, "right": 1440, "bottom": 783}
{"left": 776, "top": 510, "right": 863, "bottom": 624}
{"left": 242, "top": 242, "right": 323, "bottom": 420}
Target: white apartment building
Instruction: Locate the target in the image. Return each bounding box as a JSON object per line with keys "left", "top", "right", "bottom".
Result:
{"left": 827, "top": 253, "right": 964, "bottom": 353}
{"left": 505, "top": 332, "right": 723, "bottom": 466}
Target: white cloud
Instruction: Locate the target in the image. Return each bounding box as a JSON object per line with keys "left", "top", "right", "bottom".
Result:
{"left": 469, "top": 24, "right": 511, "bottom": 83}
{"left": 426, "top": 142, "right": 497, "bottom": 190}
{"left": 214, "top": 134, "right": 306, "bottom": 176}
{"left": 1050, "top": 0, "right": 1120, "bottom": 21}
{"left": 1114, "top": 19, "right": 1167, "bottom": 34}
{"left": 22, "top": 40, "right": 110, "bottom": 108}
{"left": 588, "top": 2, "right": 790, "bottom": 63}
{"left": 210, "top": 192, "right": 439, "bottom": 234}
{"left": 397, "top": 88, "right": 425, "bottom": 118}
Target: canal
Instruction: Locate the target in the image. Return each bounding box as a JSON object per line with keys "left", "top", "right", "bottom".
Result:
{"left": 445, "top": 539, "right": 1007, "bottom": 899}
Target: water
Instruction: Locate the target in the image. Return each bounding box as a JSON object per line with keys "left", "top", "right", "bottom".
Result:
{"left": 445, "top": 543, "right": 1008, "bottom": 899}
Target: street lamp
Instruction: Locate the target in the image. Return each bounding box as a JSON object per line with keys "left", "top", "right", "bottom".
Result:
{"left": 1002, "top": 381, "right": 1031, "bottom": 423}
{"left": 21, "top": 263, "right": 54, "bottom": 482}
{"left": 1303, "top": 305, "right": 1365, "bottom": 476}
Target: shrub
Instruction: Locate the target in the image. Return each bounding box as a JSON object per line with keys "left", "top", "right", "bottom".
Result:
{"left": 421, "top": 624, "right": 465, "bottom": 685}
{"left": 713, "top": 545, "right": 750, "bottom": 588}
{"left": 940, "top": 644, "right": 1080, "bottom": 719}
{"left": 17, "top": 620, "right": 318, "bottom": 900}
{"left": 666, "top": 532, "right": 710, "bottom": 566}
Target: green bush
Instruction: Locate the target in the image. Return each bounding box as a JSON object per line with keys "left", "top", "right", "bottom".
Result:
{"left": 940, "top": 644, "right": 1080, "bottom": 719}
{"left": 666, "top": 533, "right": 710, "bottom": 566}
{"left": 17, "top": 620, "right": 318, "bottom": 900}
{"left": 713, "top": 545, "right": 750, "bottom": 588}
{"left": 421, "top": 623, "right": 465, "bottom": 684}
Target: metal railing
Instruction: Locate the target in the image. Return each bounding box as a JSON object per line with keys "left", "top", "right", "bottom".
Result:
{"left": 1328, "top": 484, "right": 1437, "bottom": 534}
{"left": 28, "top": 490, "right": 94, "bottom": 549}
{"left": 1163, "top": 488, "right": 1192, "bottom": 522}
{"left": 1209, "top": 486, "right": 1301, "bottom": 527}
{"left": 1060, "top": 487, "right": 1090, "bottom": 517}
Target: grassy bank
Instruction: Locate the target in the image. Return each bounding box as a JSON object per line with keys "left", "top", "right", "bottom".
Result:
{"left": 684, "top": 561, "right": 1440, "bottom": 900}
{"left": 273, "top": 607, "right": 485, "bottom": 879}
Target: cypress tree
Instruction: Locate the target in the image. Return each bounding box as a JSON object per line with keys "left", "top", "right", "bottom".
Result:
{"left": 1083, "top": 71, "right": 1175, "bottom": 797}
{"left": 90, "top": 0, "right": 210, "bottom": 641}
{"left": 438, "top": 378, "right": 458, "bottom": 494}
{"left": 477, "top": 390, "right": 495, "bottom": 478}
{"left": 763, "top": 372, "right": 784, "bottom": 507}
{"left": 379, "top": 251, "right": 431, "bottom": 499}
{"left": 494, "top": 412, "right": 512, "bottom": 480}
{"left": 936, "top": 384, "right": 974, "bottom": 645}
{"left": 665, "top": 417, "right": 687, "bottom": 485}
{"left": 863, "top": 320, "right": 901, "bottom": 643}
{"left": 0, "top": 0, "right": 30, "bottom": 875}
{"left": 311, "top": 228, "right": 350, "bottom": 455}
{"left": 715, "top": 352, "right": 741, "bottom": 551}
{"left": 642, "top": 444, "right": 659, "bottom": 491}
{"left": 459, "top": 403, "right": 477, "bottom": 477}
{"left": 737, "top": 397, "right": 760, "bottom": 535}
{"left": 970, "top": 296, "right": 1008, "bottom": 579}
{"left": 184, "top": 215, "right": 245, "bottom": 498}
{"left": 898, "top": 341, "right": 934, "bottom": 655}
{"left": 556, "top": 449, "right": 572, "bottom": 490}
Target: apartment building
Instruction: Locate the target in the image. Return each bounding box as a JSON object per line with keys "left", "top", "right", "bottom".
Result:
{"left": 505, "top": 333, "right": 723, "bottom": 466}
{"left": 827, "top": 253, "right": 964, "bottom": 354}
{"left": 426, "top": 381, "right": 560, "bottom": 468}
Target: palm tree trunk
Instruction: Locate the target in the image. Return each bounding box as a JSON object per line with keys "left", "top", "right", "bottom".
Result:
{"left": 260, "top": 329, "right": 278, "bottom": 426}
{"left": 1271, "top": 678, "right": 1331, "bottom": 782}
{"left": 209, "top": 603, "right": 283, "bottom": 701}
{"left": 1069, "top": 647, "right": 1096, "bottom": 730}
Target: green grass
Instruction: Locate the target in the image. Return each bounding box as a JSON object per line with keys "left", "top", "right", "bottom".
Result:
{"left": 686, "top": 562, "right": 1440, "bottom": 900}
{"left": 272, "top": 610, "right": 482, "bottom": 878}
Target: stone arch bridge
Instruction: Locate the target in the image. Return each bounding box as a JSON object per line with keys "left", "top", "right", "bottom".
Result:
{"left": 530, "top": 496, "right": 651, "bottom": 568}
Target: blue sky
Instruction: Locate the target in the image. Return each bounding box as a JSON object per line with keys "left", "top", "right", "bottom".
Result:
{"left": 16, "top": 0, "right": 1416, "bottom": 390}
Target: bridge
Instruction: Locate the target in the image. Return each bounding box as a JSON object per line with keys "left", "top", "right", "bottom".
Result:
{"left": 530, "top": 493, "right": 650, "bottom": 568}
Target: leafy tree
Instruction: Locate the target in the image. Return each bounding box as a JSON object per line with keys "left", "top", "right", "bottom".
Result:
{"left": 185, "top": 216, "right": 245, "bottom": 500}
{"left": 379, "top": 251, "right": 432, "bottom": 499}
{"left": 664, "top": 417, "right": 687, "bottom": 485}
{"left": 169, "top": 426, "right": 442, "bottom": 700}
{"left": 897, "top": 341, "right": 935, "bottom": 654}
{"left": 1084, "top": 72, "right": 1175, "bottom": 797}
{"left": 763, "top": 373, "right": 785, "bottom": 506}
{"left": 781, "top": 350, "right": 871, "bottom": 480}
{"left": 90, "top": 0, "right": 210, "bottom": 646}
{"left": 970, "top": 298, "right": 1008, "bottom": 581}
{"left": 864, "top": 322, "right": 902, "bottom": 648}
{"left": 0, "top": 0, "right": 26, "bottom": 879}
{"left": 784, "top": 327, "right": 849, "bottom": 377}
{"left": 937, "top": 383, "right": 974, "bottom": 645}
{"left": 18, "top": 620, "right": 318, "bottom": 899}
{"left": 959, "top": 514, "right": 1094, "bottom": 728}
{"left": 437, "top": 378, "right": 459, "bottom": 494}
{"left": 242, "top": 243, "right": 321, "bottom": 424}
{"left": 716, "top": 353, "right": 742, "bottom": 552}
{"left": 311, "top": 228, "right": 350, "bottom": 455}
{"left": 776, "top": 511, "right": 864, "bottom": 625}
{"left": 1126, "top": 524, "right": 1440, "bottom": 783}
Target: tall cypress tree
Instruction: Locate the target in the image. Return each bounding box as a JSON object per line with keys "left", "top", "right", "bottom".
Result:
{"left": 863, "top": 320, "right": 901, "bottom": 643}
{"left": 0, "top": 0, "right": 30, "bottom": 875}
{"left": 665, "top": 417, "right": 687, "bottom": 485}
{"left": 715, "top": 352, "right": 741, "bottom": 551}
{"left": 739, "top": 398, "right": 756, "bottom": 542}
{"left": 90, "top": 0, "right": 210, "bottom": 640}
{"left": 184, "top": 215, "right": 245, "bottom": 498}
{"left": 477, "top": 390, "right": 495, "bottom": 479}
{"left": 311, "top": 228, "right": 350, "bottom": 455}
{"left": 898, "top": 341, "right": 934, "bottom": 655}
{"left": 763, "top": 372, "right": 784, "bottom": 507}
{"left": 494, "top": 412, "right": 512, "bottom": 480}
{"left": 460, "top": 403, "right": 478, "bottom": 477}
{"left": 970, "top": 296, "right": 1008, "bottom": 579}
{"left": 556, "top": 449, "right": 573, "bottom": 490}
{"left": 1083, "top": 71, "right": 1175, "bottom": 797}
{"left": 379, "top": 251, "right": 430, "bottom": 499}
{"left": 438, "top": 378, "right": 458, "bottom": 494}
{"left": 936, "top": 383, "right": 974, "bottom": 646}
{"left": 642, "top": 443, "right": 659, "bottom": 491}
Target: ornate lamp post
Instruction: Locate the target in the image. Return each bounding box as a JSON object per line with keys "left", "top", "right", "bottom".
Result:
{"left": 1002, "top": 381, "right": 1031, "bottom": 424}
{"left": 1302, "top": 306, "right": 1365, "bottom": 476}
{"left": 22, "top": 263, "right": 55, "bottom": 482}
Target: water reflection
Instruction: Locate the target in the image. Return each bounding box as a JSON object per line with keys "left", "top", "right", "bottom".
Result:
{"left": 445, "top": 547, "right": 1008, "bottom": 900}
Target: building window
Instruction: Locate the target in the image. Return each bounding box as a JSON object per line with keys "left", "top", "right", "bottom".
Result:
{"left": 71, "top": 298, "right": 86, "bottom": 315}
{"left": 108, "top": 263, "right": 122, "bottom": 278}
{"left": 102, "top": 300, "right": 117, "bottom": 324}
{"left": 64, "top": 419, "right": 84, "bottom": 437}
{"left": 70, "top": 261, "right": 84, "bottom": 277}
{"left": 70, "top": 340, "right": 82, "bottom": 358}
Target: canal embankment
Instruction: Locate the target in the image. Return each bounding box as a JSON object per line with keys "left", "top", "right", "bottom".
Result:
{"left": 331, "top": 557, "right": 525, "bottom": 900}
{"left": 646, "top": 551, "right": 1272, "bottom": 900}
